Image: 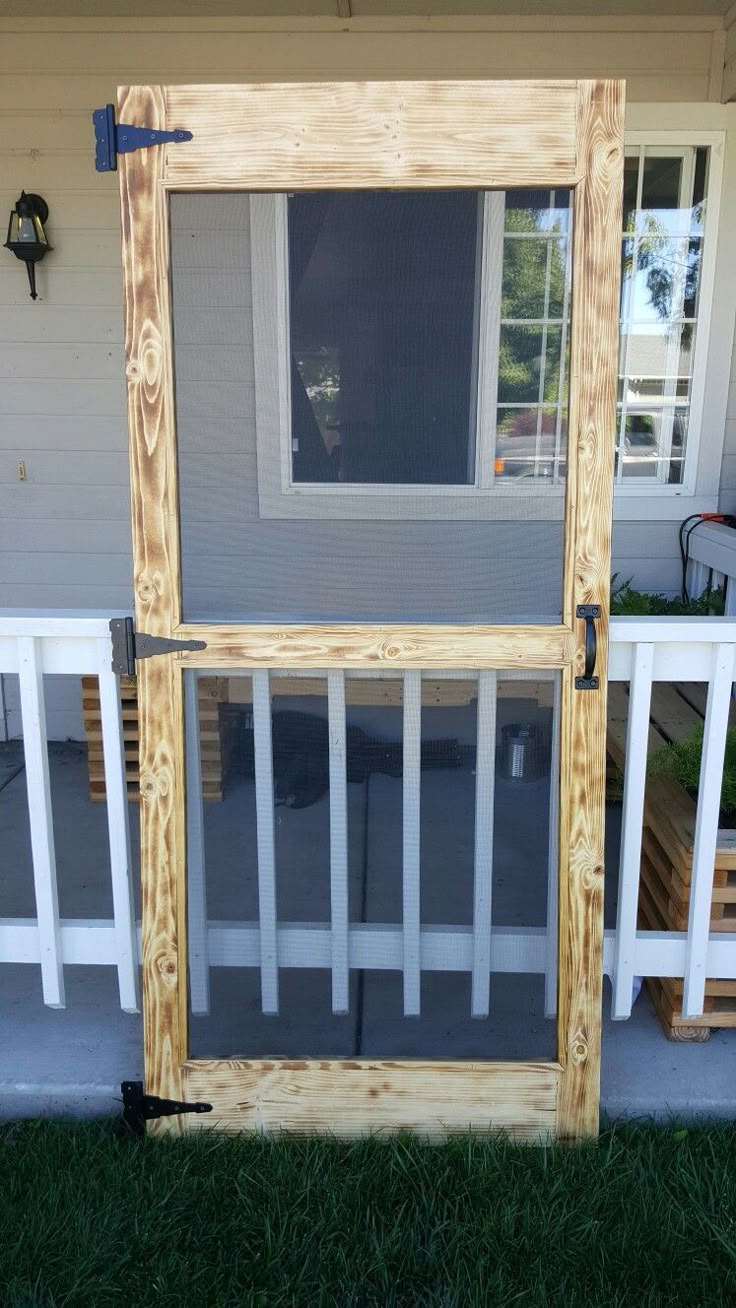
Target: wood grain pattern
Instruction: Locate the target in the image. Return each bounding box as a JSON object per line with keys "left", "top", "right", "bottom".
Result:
{"left": 183, "top": 1059, "right": 560, "bottom": 1142}
{"left": 118, "top": 85, "right": 187, "bottom": 1132}
{"left": 557, "top": 80, "right": 624, "bottom": 1140}
{"left": 165, "top": 81, "right": 578, "bottom": 190}
{"left": 81, "top": 674, "right": 223, "bottom": 803}
{"left": 173, "top": 624, "right": 574, "bottom": 670}
{"left": 121, "top": 77, "right": 623, "bottom": 1141}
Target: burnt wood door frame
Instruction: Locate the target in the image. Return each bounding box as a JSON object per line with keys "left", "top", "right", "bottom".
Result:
{"left": 118, "top": 79, "right": 624, "bottom": 1140}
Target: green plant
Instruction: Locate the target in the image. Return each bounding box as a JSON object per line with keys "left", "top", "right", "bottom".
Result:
{"left": 610, "top": 574, "right": 725, "bottom": 617}
{"left": 2, "top": 1121, "right": 736, "bottom": 1307}
{"left": 649, "top": 723, "right": 736, "bottom": 824}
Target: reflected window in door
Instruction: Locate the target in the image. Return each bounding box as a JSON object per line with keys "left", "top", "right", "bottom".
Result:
{"left": 172, "top": 189, "right": 571, "bottom": 622}
{"left": 250, "top": 187, "right": 573, "bottom": 517}
{"left": 289, "top": 192, "right": 479, "bottom": 486}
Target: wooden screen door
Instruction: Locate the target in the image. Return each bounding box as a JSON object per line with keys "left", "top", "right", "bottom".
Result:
{"left": 118, "top": 80, "right": 623, "bottom": 1140}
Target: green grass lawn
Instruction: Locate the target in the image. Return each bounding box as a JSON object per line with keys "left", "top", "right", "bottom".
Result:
{"left": 1, "top": 1121, "right": 735, "bottom": 1307}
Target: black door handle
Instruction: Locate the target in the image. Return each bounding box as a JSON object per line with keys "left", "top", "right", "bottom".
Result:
{"left": 576, "top": 604, "right": 600, "bottom": 690}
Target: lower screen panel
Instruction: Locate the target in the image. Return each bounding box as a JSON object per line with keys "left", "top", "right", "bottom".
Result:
{"left": 185, "top": 669, "right": 559, "bottom": 1061}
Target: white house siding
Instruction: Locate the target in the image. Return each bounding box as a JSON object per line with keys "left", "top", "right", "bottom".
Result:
{"left": 724, "top": 16, "right": 736, "bottom": 102}
{"left": 717, "top": 4, "right": 736, "bottom": 513}
{"left": 0, "top": 15, "right": 732, "bottom": 737}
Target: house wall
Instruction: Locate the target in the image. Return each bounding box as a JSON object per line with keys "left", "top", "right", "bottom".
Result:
{"left": 1, "top": 15, "right": 734, "bottom": 738}
{"left": 718, "top": 5, "right": 736, "bottom": 512}
{"left": 718, "top": 339, "right": 736, "bottom": 513}
{"left": 723, "top": 15, "right": 736, "bottom": 102}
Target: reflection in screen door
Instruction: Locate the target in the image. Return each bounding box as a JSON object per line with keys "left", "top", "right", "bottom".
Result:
{"left": 171, "top": 188, "right": 571, "bottom": 623}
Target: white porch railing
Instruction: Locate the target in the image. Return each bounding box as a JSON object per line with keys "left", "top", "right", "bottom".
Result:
{"left": 1, "top": 610, "right": 735, "bottom": 1022}
{"left": 685, "top": 518, "right": 736, "bottom": 615}
{"left": 609, "top": 619, "right": 736, "bottom": 1017}
{"left": 0, "top": 614, "right": 138, "bottom": 1013}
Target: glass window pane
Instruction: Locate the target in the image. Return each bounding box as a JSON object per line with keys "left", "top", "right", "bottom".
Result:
{"left": 618, "top": 146, "right": 709, "bottom": 488}
{"left": 683, "top": 239, "right": 703, "bottom": 320}
{"left": 620, "top": 322, "right": 694, "bottom": 397}
{"left": 289, "top": 191, "right": 478, "bottom": 486}
{"left": 692, "top": 147, "right": 708, "bottom": 234}
{"left": 641, "top": 154, "right": 683, "bottom": 211}
{"left": 501, "top": 237, "right": 568, "bottom": 321}
{"left": 543, "top": 327, "right": 564, "bottom": 403}
{"left": 546, "top": 241, "right": 569, "bottom": 320}
{"left": 636, "top": 151, "right": 700, "bottom": 239}
{"left": 621, "top": 236, "right": 696, "bottom": 322}
{"left": 504, "top": 189, "right": 570, "bottom": 233}
{"left": 495, "top": 407, "right": 562, "bottom": 481}
{"left": 623, "top": 153, "right": 639, "bottom": 233}
{"left": 498, "top": 325, "right": 545, "bottom": 404}
{"left": 501, "top": 238, "right": 548, "bottom": 318}
{"left": 618, "top": 407, "right": 689, "bottom": 482}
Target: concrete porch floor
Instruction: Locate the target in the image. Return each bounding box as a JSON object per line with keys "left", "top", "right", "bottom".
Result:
{"left": 1, "top": 741, "right": 734, "bottom": 1124}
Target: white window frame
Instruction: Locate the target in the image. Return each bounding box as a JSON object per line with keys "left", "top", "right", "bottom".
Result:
{"left": 617, "top": 143, "right": 696, "bottom": 489}
{"left": 616, "top": 128, "right": 725, "bottom": 511}
{"left": 250, "top": 107, "right": 734, "bottom": 524}
{"left": 251, "top": 190, "right": 566, "bottom": 521}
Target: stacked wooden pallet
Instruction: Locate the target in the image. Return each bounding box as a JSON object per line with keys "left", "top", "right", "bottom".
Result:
{"left": 607, "top": 681, "right": 736, "bottom": 1039}
{"left": 81, "top": 674, "right": 226, "bottom": 803}
{"left": 226, "top": 675, "right": 555, "bottom": 708}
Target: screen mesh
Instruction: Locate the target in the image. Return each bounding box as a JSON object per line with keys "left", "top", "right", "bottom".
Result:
{"left": 186, "top": 669, "right": 558, "bottom": 1061}
{"left": 289, "top": 190, "right": 478, "bottom": 485}
{"left": 171, "top": 190, "right": 572, "bottom": 623}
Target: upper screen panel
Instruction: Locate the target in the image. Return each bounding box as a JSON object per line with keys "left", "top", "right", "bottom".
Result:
{"left": 171, "top": 189, "right": 572, "bottom": 623}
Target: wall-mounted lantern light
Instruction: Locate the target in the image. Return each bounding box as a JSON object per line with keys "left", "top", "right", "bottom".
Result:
{"left": 4, "top": 192, "right": 52, "bottom": 300}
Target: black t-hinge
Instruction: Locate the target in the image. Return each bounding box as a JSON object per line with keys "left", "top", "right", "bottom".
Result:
{"left": 93, "top": 103, "right": 192, "bottom": 172}
{"left": 121, "top": 1081, "right": 212, "bottom": 1135}
{"left": 110, "top": 616, "right": 206, "bottom": 676}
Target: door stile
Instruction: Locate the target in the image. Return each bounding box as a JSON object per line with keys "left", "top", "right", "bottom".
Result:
{"left": 556, "top": 81, "right": 624, "bottom": 1138}
{"left": 119, "top": 84, "right": 188, "bottom": 1128}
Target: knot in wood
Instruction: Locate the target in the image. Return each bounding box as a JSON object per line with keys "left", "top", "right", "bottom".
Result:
{"left": 572, "top": 1036, "right": 588, "bottom": 1063}
{"left": 139, "top": 772, "right": 155, "bottom": 801}
{"left": 139, "top": 770, "right": 165, "bottom": 801}
{"left": 157, "top": 953, "right": 178, "bottom": 985}
{"left": 582, "top": 864, "right": 604, "bottom": 891}
{"left": 141, "top": 338, "right": 162, "bottom": 389}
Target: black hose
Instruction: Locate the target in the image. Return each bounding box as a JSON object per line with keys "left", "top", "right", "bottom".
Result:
{"left": 679, "top": 513, "right": 704, "bottom": 604}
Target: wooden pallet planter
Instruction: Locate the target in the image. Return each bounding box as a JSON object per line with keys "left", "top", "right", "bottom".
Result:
{"left": 226, "top": 675, "right": 555, "bottom": 708}
{"left": 82, "top": 674, "right": 227, "bottom": 803}
{"left": 82, "top": 674, "right": 553, "bottom": 809}
{"left": 607, "top": 680, "right": 736, "bottom": 1040}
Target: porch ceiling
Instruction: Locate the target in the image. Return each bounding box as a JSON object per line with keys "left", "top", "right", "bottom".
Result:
{"left": 0, "top": 0, "right": 733, "bottom": 19}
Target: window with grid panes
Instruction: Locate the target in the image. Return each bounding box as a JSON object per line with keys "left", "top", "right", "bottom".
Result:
{"left": 243, "top": 147, "right": 715, "bottom": 517}
{"left": 617, "top": 146, "right": 708, "bottom": 486}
